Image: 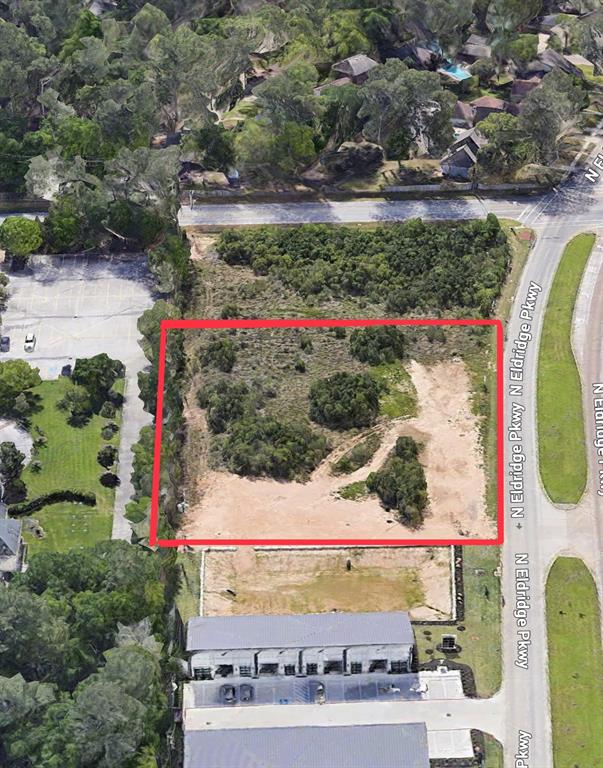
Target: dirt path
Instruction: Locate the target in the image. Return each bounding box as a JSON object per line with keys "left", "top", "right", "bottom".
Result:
{"left": 180, "top": 359, "right": 493, "bottom": 541}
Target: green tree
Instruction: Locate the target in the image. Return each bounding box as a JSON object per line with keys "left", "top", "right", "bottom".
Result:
{"left": 59, "top": 10, "right": 103, "bottom": 61}
{"left": 72, "top": 354, "right": 122, "bottom": 408}
{"left": 186, "top": 122, "right": 235, "bottom": 172}
{"left": 57, "top": 384, "right": 93, "bottom": 426}
{"left": 0, "top": 588, "right": 70, "bottom": 682}
{"left": 0, "top": 217, "right": 43, "bottom": 260}
{"left": 222, "top": 415, "right": 328, "bottom": 480}
{"left": 366, "top": 436, "right": 427, "bottom": 528}
{"left": 97, "top": 445, "right": 118, "bottom": 469}
{"left": 201, "top": 336, "right": 236, "bottom": 373}
{"left": 0, "top": 442, "right": 25, "bottom": 482}
{"left": 359, "top": 60, "right": 454, "bottom": 157}
{"left": 470, "top": 58, "right": 496, "bottom": 86}
{"left": 0, "top": 360, "right": 41, "bottom": 415}
{"left": 0, "top": 674, "right": 55, "bottom": 731}
{"left": 69, "top": 680, "right": 146, "bottom": 767}
{"left": 508, "top": 34, "right": 538, "bottom": 68}
{"left": 53, "top": 116, "right": 107, "bottom": 161}
{"left": 349, "top": 326, "right": 405, "bottom": 365}
{"left": 309, "top": 372, "right": 380, "bottom": 429}
{"left": 478, "top": 112, "right": 535, "bottom": 173}
{"left": 255, "top": 63, "right": 321, "bottom": 129}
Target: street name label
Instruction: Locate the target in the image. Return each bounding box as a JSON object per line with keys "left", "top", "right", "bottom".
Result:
{"left": 593, "top": 383, "right": 603, "bottom": 497}
{"left": 515, "top": 729, "right": 533, "bottom": 768}
{"left": 514, "top": 553, "right": 531, "bottom": 670}
{"left": 585, "top": 153, "right": 603, "bottom": 183}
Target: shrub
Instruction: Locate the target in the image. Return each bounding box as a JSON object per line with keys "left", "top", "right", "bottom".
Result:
{"left": 97, "top": 444, "right": 118, "bottom": 468}
{"left": 309, "top": 372, "right": 380, "bottom": 430}
{"left": 201, "top": 335, "right": 236, "bottom": 373}
{"left": 100, "top": 401, "right": 116, "bottom": 419}
{"left": 8, "top": 490, "right": 96, "bottom": 516}
{"left": 294, "top": 358, "right": 306, "bottom": 373}
{"left": 349, "top": 326, "right": 405, "bottom": 366}
{"left": 57, "top": 384, "right": 93, "bottom": 426}
{"left": 222, "top": 415, "right": 328, "bottom": 480}
{"left": 331, "top": 433, "right": 381, "bottom": 475}
{"left": 198, "top": 380, "right": 249, "bottom": 434}
{"left": 220, "top": 303, "right": 240, "bottom": 319}
{"left": 100, "top": 472, "right": 120, "bottom": 488}
{"left": 30, "top": 460, "right": 42, "bottom": 473}
{"left": 366, "top": 437, "right": 427, "bottom": 528}
{"left": 4, "top": 478, "right": 27, "bottom": 504}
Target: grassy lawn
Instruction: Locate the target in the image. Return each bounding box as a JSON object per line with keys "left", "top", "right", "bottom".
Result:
{"left": 414, "top": 546, "right": 502, "bottom": 697}
{"left": 22, "top": 377, "right": 123, "bottom": 553}
{"left": 176, "top": 552, "right": 202, "bottom": 623}
{"left": 546, "top": 557, "right": 603, "bottom": 767}
{"left": 537, "top": 233, "right": 594, "bottom": 503}
{"left": 483, "top": 734, "right": 503, "bottom": 768}
{"left": 370, "top": 361, "right": 418, "bottom": 419}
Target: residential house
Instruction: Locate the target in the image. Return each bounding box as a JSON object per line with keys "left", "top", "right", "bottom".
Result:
{"left": 524, "top": 49, "right": 583, "bottom": 78}
{"left": 186, "top": 611, "right": 416, "bottom": 680}
{"left": 0, "top": 501, "right": 26, "bottom": 580}
{"left": 459, "top": 34, "right": 492, "bottom": 64}
{"left": 332, "top": 54, "right": 379, "bottom": 85}
{"left": 390, "top": 43, "right": 438, "bottom": 71}
{"left": 510, "top": 77, "right": 542, "bottom": 103}
{"left": 470, "top": 95, "right": 507, "bottom": 123}
{"left": 441, "top": 127, "right": 488, "bottom": 180}
{"left": 452, "top": 100, "right": 475, "bottom": 129}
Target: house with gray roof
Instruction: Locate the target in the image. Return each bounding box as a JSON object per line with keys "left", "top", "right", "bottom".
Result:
{"left": 332, "top": 54, "right": 379, "bottom": 84}
{"left": 187, "top": 611, "right": 415, "bottom": 680}
{"left": 0, "top": 501, "right": 26, "bottom": 579}
{"left": 184, "top": 723, "right": 430, "bottom": 768}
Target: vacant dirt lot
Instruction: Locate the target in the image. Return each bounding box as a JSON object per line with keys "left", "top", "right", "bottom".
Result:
{"left": 203, "top": 546, "right": 452, "bottom": 620}
{"left": 180, "top": 359, "right": 493, "bottom": 541}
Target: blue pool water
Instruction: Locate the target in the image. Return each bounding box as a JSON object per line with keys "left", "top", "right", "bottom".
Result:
{"left": 438, "top": 62, "right": 472, "bottom": 81}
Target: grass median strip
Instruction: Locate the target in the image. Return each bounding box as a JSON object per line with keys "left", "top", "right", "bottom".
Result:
{"left": 546, "top": 557, "right": 603, "bottom": 767}
{"left": 537, "top": 232, "right": 594, "bottom": 503}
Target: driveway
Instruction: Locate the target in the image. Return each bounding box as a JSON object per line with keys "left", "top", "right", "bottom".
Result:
{"left": 0, "top": 253, "right": 155, "bottom": 539}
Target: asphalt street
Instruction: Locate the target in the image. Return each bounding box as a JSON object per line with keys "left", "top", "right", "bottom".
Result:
{"left": 0, "top": 253, "right": 155, "bottom": 540}
{"left": 181, "top": 164, "right": 603, "bottom": 767}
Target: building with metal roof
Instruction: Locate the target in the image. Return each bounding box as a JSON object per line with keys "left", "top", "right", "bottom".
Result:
{"left": 187, "top": 612, "right": 415, "bottom": 681}
{"left": 183, "top": 722, "right": 430, "bottom": 768}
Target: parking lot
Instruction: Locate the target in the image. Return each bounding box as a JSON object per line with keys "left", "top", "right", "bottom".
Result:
{"left": 1, "top": 254, "right": 154, "bottom": 379}
{"left": 1, "top": 253, "right": 156, "bottom": 539}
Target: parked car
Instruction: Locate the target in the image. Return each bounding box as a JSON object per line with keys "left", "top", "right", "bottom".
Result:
{"left": 220, "top": 684, "right": 236, "bottom": 705}
{"left": 0, "top": 336, "right": 10, "bottom": 352}
{"left": 239, "top": 684, "right": 254, "bottom": 702}
{"left": 24, "top": 333, "right": 36, "bottom": 352}
{"left": 311, "top": 681, "right": 326, "bottom": 705}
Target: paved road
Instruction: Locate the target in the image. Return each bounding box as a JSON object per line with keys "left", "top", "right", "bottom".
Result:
{"left": 181, "top": 163, "right": 603, "bottom": 767}
{"left": 0, "top": 253, "right": 155, "bottom": 540}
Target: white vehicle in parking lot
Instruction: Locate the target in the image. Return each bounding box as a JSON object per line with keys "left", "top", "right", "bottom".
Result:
{"left": 24, "top": 333, "right": 36, "bottom": 352}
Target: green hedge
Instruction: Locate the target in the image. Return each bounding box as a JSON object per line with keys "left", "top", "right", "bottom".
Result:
{"left": 9, "top": 490, "right": 96, "bottom": 516}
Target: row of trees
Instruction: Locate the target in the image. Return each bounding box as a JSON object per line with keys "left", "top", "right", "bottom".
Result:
{"left": 217, "top": 215, "right": 509, "bottom": 316}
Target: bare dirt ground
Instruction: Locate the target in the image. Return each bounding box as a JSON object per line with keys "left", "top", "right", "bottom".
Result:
{"left": 180, "top": 359, "right": 494, "bottom": 541}
{"left": 203, "top": 546, "right": 452, "bottom": 620}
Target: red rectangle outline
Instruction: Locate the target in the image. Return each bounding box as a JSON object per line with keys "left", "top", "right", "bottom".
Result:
{"left": 150, "top": 318, "right": 504, "bottom": 548}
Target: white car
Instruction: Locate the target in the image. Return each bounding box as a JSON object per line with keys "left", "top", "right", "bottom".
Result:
{"left": 24, "top": 333, "right": 36, "bottom": 352}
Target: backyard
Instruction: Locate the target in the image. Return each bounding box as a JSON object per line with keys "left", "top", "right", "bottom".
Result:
{"left": 20, "top": 376, "right": 123, "bottom": 552}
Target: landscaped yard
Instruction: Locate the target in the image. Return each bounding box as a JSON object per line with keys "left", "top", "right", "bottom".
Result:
{"left": 483, "top": 733, "right": 503, "bottom": 768}
{"left": 546, "top": 557, "right": 603, "bottom": 767}
{"left": 414, "top": 546, "right": 502, "bottom": 697}
{"left": 537, "top": 232, "right": 594, "bottom": 503}
{"left": 21, "top": 377, "right": 123, "bottom": 552}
